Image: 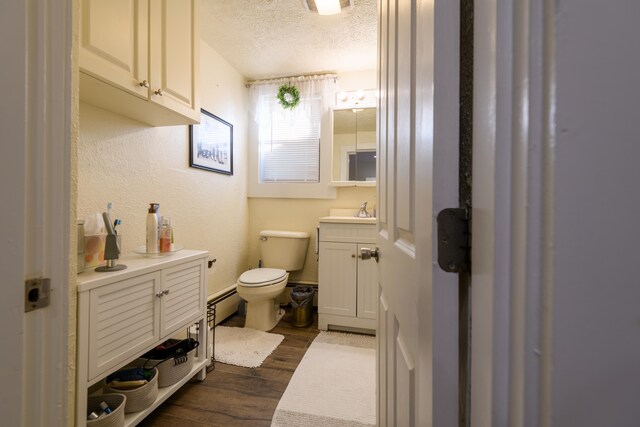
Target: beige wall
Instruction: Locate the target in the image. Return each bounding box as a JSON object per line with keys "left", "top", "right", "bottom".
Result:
{"left": 77, "top": 40, "right": 249, "bottom": 296}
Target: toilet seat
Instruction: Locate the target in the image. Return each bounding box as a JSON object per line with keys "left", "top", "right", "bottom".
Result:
{"left": 238, "top": 268, "right": 287, "bottom": 287}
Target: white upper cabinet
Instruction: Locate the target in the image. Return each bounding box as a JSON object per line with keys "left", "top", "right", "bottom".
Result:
{"left": 80, "top": 0, "right": 149, "bottom": 99}
{"left": 79, "top": 0, "right": 200, "bottom": 126}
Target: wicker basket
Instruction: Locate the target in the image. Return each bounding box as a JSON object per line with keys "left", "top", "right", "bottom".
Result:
{"left": 136, "top": 348, "right": 195, "bottom": 388}
{"left": 86, "top": 394, "right": 126, "bottom": 427}
{"left": 104, "top": 367, "right": 158, "bottom": 413}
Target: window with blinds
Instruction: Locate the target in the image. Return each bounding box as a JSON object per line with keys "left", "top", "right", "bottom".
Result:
{"left": 259, "top": 97, "right": 322, "bottom": 182}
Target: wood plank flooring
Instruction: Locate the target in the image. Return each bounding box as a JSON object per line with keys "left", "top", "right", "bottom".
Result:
{"left": 139, "top": 307, "right": 320, "bottom": 427}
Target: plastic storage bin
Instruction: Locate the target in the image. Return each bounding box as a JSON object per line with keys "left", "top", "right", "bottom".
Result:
{"left": 290, "top": 285, "right": 315, "bottom": 327}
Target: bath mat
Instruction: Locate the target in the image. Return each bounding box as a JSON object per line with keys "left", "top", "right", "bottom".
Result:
{"left": 271, "top": 331, "right": 376, "bottom": 427}
{"left": 214, "top": 326, "right": 284, "bottom": 368}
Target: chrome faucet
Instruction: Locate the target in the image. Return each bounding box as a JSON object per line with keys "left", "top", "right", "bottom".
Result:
{"left": 357, "top": 201, "right": 372, "bottom": 218}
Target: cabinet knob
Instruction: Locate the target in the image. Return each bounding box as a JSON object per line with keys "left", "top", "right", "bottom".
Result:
{"left": 154, "top": 88, "right": 164, "bottom": 96}
{"left": 139, "top": 80, "right": 150, "bottom": 88}
{"left": 163, "top": 289, "right": 170, "bottom": 295}
{"left": 351, "top": 254, "right": 356, "bottom": 258}
{"left": 155, "top": 291, "right": 164, "bottom": 298}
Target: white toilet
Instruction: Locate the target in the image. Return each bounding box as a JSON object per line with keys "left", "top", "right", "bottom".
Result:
{"left": 237, "top": 230, "right": 310, "bottom": 331}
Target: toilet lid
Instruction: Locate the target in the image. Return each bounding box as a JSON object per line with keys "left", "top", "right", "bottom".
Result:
{"left": 238, "top": 268, "right": 287, "bottom": 287}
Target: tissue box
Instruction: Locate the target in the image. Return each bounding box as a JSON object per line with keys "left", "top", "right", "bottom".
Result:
{"left": 84, "top": 233, "right": 107, "bottom": 269}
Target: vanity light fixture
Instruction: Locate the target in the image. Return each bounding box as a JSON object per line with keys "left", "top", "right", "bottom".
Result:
{"left": 302, "top": 0, "right": 353, "bottom": 16}
{"left": 335, "top": 89, "right": 378, "bottom": 107}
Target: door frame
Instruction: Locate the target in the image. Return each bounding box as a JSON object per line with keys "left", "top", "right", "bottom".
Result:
{"left": 471, "top": 0, "right": 554, "bottom": 425}
{"left": 0, "top": 0, "right": 74, "bottom": 425}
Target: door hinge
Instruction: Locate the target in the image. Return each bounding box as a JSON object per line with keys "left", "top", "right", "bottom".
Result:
{"left": 437, "top": 208, "right": 470, "bottom": 273}
{"left": 25, "top": 278, "right": 51, "bottom": 312}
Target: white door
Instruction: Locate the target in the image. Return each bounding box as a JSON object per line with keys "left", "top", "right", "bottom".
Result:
{"left": 376, "top": 0, "right": 461, "bottom": 425}
{"left": 0, "top": 0, "right": 72, "bottom": 425}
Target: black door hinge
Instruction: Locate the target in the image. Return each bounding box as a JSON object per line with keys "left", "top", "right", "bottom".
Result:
{"left": 437, "top": 208, "right": 470, "bottom": 273}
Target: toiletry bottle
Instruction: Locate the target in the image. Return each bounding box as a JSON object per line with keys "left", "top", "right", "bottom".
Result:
{"left": 99, "top": 401, "right": 112, "bottom": 415}
{"left": 146, "top": 203, "right": 159, "bottom": 253}
{"left": 159, "top": 217, "right": 172, "bottom": 253}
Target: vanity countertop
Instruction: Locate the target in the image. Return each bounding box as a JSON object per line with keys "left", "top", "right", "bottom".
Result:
{"left": 318, "top": 216, "right": 376, "bottom": 225}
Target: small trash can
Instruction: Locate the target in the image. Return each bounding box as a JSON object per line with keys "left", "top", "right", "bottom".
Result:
{"left": 290, "top": 285, "right": 314, "bottom": 327}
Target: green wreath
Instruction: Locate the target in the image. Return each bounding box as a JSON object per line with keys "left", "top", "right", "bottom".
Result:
{"left": 277, "top": 84, "right": 300, "bottom": 110}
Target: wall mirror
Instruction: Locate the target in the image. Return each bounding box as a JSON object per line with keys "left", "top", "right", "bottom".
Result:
{"left": 331, "top": 107, "right": 377, "bottom": 184}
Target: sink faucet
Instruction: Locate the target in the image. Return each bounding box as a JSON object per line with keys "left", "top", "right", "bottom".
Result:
{"left": 357, "top": 201, "right": 372, "bottom": 218}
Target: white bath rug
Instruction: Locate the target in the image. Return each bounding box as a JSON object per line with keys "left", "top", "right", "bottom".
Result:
{"left": 214, "top": 326, "right": 284, "bottom": 368}
{"left": 271, "top": 331, "right": 376, "bottom": 427}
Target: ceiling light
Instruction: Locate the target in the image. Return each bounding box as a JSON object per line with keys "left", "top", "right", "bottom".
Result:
{"left": 302, "top": 0, "right": 353, "bottom": 16}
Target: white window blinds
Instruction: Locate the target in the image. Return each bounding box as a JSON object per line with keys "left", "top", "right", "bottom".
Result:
{"left": 259, "top": 97, "right": 322, "bottom": 182}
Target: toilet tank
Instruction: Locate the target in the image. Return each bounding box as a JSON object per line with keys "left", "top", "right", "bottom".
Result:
{"left": 259, "top": 230, "right": 310, "bottom": 271}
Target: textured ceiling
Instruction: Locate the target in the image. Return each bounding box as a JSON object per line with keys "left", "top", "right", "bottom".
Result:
{"left": 200, "top": 0, "right": 378, "bottom": 80}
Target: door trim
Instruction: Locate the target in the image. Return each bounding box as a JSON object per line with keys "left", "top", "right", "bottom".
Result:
{"left": 0, "top": 0, "right": 74, "bottom": 424}
{"left": 471, "top": 0, "right": 555, "bottom": 426}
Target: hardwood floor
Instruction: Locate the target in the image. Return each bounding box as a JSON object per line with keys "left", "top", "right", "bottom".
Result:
{"left": 139, "top": 307, "right": 320, "bottom": 427}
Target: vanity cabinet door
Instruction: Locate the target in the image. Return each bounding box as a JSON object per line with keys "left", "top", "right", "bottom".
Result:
{"left": 160, "top": 259, "right": 205, "bottom": 338}
{"left": 318, "top": 242, "right": 357, "bottom": 317}
{"left": 357, "top": 243, "right": 378, "bottom": 320}
{"left": 88, "top": 271, "right": 161, "bottom": 381}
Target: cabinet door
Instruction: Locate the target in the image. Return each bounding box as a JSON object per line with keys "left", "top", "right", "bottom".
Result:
{"left": 88, "top": 271, "right": 161, "bottom": 380}
{"left": 79, "top": 0, "right": 148, "bottom": 99}
{"left": 149, "top": 0, "right": 199, "bottom": 121}
{"left": 357, "top": 244, "right": 378, "bottom": 319}
{"left": 318, "top": 242, "right": 357, "bottom": 317}
{"left": 160, "top": 259, "right": 205, "bottom": 338}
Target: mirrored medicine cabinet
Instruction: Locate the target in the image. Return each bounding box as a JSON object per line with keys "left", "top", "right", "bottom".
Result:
{"left": 331, "top": 107, "right": 377, "bottom": 186}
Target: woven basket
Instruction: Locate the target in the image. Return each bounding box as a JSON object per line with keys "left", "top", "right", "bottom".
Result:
{"left": 104, "top": 367, "right": 158, "bottom": 413}
{"left": 136, "top": 348, "right": 195, "bottom": 388}
{"left": 86, "top": 394, "right": 126, "bottom": 427}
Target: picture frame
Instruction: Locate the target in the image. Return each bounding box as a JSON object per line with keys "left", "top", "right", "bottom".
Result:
{"left": 189, "top": 109, "right": 233, "bottom": 175}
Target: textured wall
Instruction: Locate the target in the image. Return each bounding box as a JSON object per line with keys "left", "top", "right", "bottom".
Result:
{"left": 77, "top": 40, "right": 249, "bottom": 296}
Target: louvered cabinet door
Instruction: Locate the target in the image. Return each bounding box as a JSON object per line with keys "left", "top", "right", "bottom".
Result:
{"left": 88, "top": 271, "right": 161, "bottom": 380}
{"left": 159, "top": 259, "right": 205, "bottom": 338}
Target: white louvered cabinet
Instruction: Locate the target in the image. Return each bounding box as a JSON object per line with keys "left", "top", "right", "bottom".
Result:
{"left": 318, "top": 220, "right": 377, "bottom": 332}
{"left": 77, "top": 250, "right": 208, "bottom": 427}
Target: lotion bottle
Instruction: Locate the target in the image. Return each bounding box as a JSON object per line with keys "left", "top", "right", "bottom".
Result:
{"left": 146, "top": 203, "right": 159, "bottom": 253}
{"left": 159, "top": 217, "right": 172, "bottom": 253}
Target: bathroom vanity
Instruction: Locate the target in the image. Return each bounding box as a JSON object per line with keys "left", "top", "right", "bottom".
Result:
{"left": 75, "top": 250, "right": 208, "bottom": 427}
{"left": 318, "top": 215, "right": 377, "bottom": 332}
